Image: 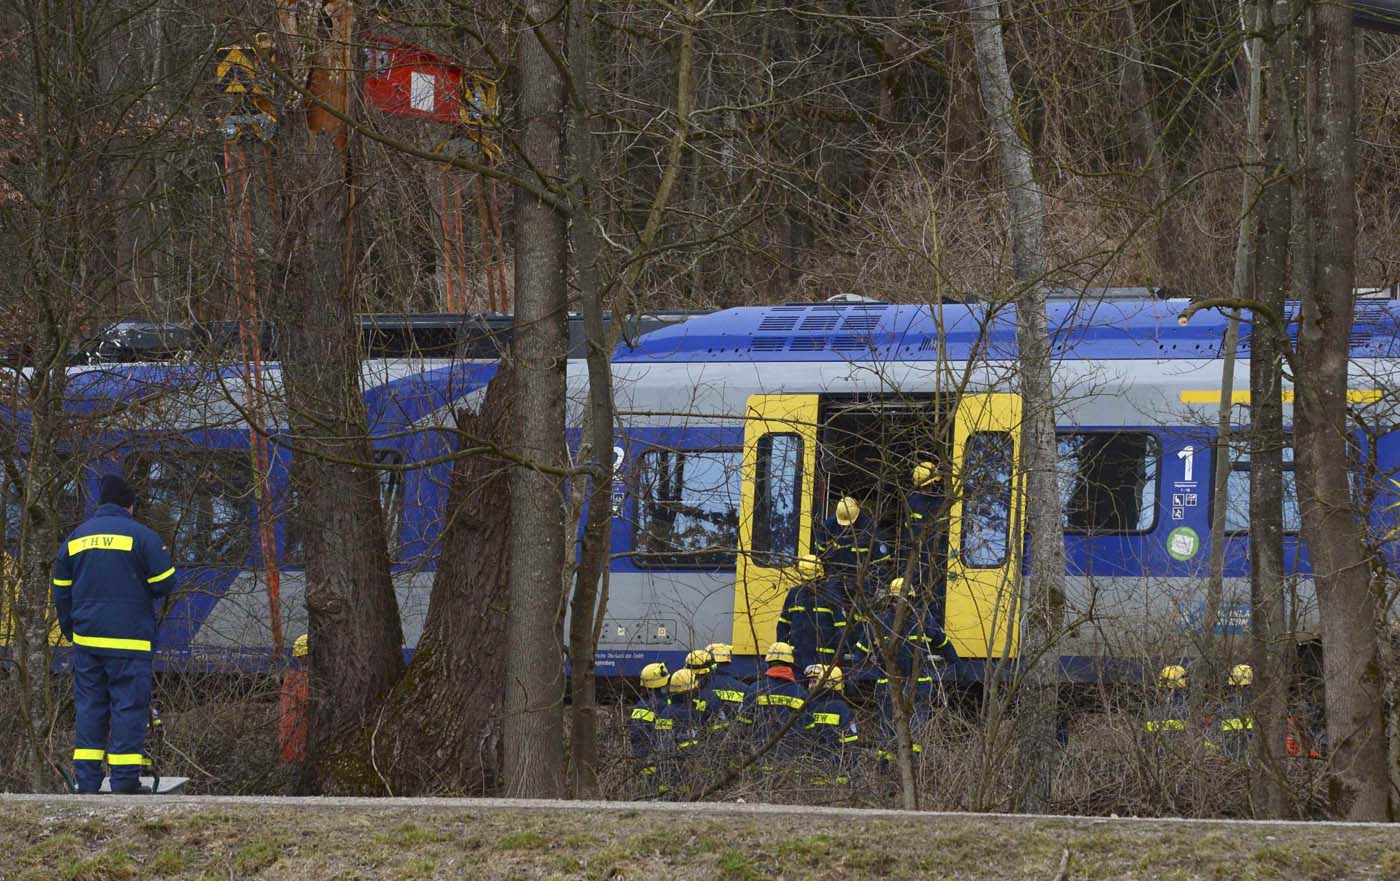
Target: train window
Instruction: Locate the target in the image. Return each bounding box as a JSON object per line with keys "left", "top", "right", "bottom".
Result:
{"left": 1224, "top": 445, "right": 1302, "bottom": 533}
{"left": 284, "top": 449, "right": 405, "bottom": 564}
{"left": 1, "top": 467, "right": 84, "bottom": 547}
{"left": 125, "top": 451, "right": 251, "bottom": 565}
{"left": 962, "top": 432, "right": 1013, "bottom": 568}
{"left": 1056, "top": 433, "right": 1159, "bottom": 534}
{"left": 632, "top": 448, "right": 742, "bottom": 567}
{"left": 752, "top": 434, "right": 803, "bottom": 568}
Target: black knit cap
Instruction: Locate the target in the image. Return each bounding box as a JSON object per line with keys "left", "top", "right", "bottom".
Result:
{"left": 99, "top": 474, "right": 136, "bottom": 509}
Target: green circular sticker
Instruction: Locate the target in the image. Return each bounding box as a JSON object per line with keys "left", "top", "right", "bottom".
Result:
{"left": 1167, "top": 526, "right": 1200, "bottom": 561}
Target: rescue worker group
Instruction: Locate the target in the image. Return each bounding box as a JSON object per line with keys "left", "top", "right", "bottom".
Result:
{"left": 52, "top": 465, "right": 1258, "bottom": 796}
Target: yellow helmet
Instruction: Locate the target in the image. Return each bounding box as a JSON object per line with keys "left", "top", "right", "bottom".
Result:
{"left": 835, "top": 496, "right": 860, "bottom": 527}
{"left": 1229, "top": 664, "right": 1254, "bottom": 687}
{"left": 640, "top": 662, "right": 670, "bottom": 689}
{"left": 685, "top": 649, "right": 714, "bottom": 672}
{"left": 889, "top": 576, "right": 913, "bottom": 597}
{"left": 668, "top": 667, "right": 700, "bottom": 694}
{"left": 765, "top": 642, "right": 795, "bottom": 665}
{"left": 804, "top": 663, "right": 844, "bottom": 692}
{"left": 704, "top": 642, "right": 733, "bottom": 664}
{"left": 1159, "top": 664, "right": 1187, "bottom": 689}
{"left": 292, "top": 634, "right": 309, "bottom": 658}
{"left": 796, "top": 555, "right": 824, "bottom": 580}
{"left": 912, "top": 461, "right": 939, "bottom": 487}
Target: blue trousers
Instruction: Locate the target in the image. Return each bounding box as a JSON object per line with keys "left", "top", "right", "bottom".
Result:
{"left": 72, "top": 651, "right": 152, "bottom": 793}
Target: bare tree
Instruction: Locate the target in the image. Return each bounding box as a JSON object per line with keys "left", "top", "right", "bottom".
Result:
{"left": 1292, "top": 0, "right": 1389, "bottom": 821}
{"left": 268, "top": 2, "right": 404, "bottom": 789}
{"left": 501, "top": 0, "right": 570, "bottom": 798}
{"left": 964, "top": 0, "right": 1063, "bottom": 812}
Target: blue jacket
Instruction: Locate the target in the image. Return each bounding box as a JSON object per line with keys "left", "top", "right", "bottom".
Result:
{"left": 654, "top": 694, "right": 706, "bottom": 757}
{"left": 776, "top": 578, "right": 848, "bottom": 667}
{"left": 903, "top": 490, "right": 947, "bottom": 584}
{"left": 629, "top": 691, "right": 667, "bottom": 759}
{"left": 804, "top": 693, "right": 859, "bottom": 756}
{"left": 815, "top": 512, "right": 891, "bottom": 602}
{"left": 52, "top": 503, "right": 176, "bottom": 657}
{"left": 742, "top": 669, "right": 808, "bottom": 747}
{"left": 699, "top": 666, "right": 747, "bottom": 732}
{"left": 857, "top": 601, "right": 958, "bottom": 682}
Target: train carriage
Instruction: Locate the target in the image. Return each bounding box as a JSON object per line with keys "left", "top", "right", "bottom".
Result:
{"left": 4, "top": 295, "right": 1399, "bottom": 682}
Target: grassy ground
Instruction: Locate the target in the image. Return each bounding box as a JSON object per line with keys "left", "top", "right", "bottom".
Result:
{"left": 3, "top": 799, "right": 1399, "bottom": 881}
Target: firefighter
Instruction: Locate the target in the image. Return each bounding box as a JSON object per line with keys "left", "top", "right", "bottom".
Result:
{"left": 815, "top": 496, "right": 891, "bottom": 604}
{"left": 630, "top": 662, "right": 670, "bottom": 781}
{"left": 278, "top": 633, "right": 310, "bottom": 764}
{"left": 700, "top": 643, "right": 746, "bottom": 734}
{"left": 684, "top": 648, "right": 714, "bottom": 713}
{"left": 857, "top": 577, "right": 958, "bottom": 756}
{"left": 904, "top": 460, "right": 949, "bottom": 621}
{"left": 1219, "top": 663, "right": 1255, "bottom": 760}
{"left": 1144, "top": 664, "right": 1189, "bottom": 742}
{"left": 802, "top": 664, "right": 859, "bottom": 785}
{"left": 742, "top": 642, "right": 808, "bottom": 755}
{"left": 654, "top": 667, "right": 706, "bottom": 795}
{"left": 777, "top": 555, "right": 848, "bottom": 673}
{"left": 52, "top": 474, "right": 176, "bottom": 794}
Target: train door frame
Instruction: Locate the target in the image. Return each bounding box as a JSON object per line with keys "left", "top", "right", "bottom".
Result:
{"left": 732, "top": 390, "right": 1027, "bottom": 662}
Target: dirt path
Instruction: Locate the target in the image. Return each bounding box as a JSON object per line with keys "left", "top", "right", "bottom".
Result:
{"left": 3, "top": 794, "right": 1398, "bottom": 880}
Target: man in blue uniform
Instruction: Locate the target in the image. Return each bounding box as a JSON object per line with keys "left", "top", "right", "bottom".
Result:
{"left": 741, "top": 642, "right": 808, "bottom": 756}
{"left": 654, "top": 667, "right": 707, "bottom": 796}
{"left": 802, "top": 664, "right": 859, "bottom": 785}
{"left": 630, "top": 662, "right": 670, "bottom": 782}
{"left": 857, "top": 577, "right": 958, "bottom": 755}
{"left": 776, "top": 555, "right": 848, "bottom": 673}
{"left": 904, "top": 461, "right": 948, "bottom": 621}
{"left": 814, "top": 497, "right": 891, "bottom": 605}
{"left": 699, "top": 642, "right": 746, "bottom": 735}
{"left": 52, "top": 475, "right": 176, "bottom": 794}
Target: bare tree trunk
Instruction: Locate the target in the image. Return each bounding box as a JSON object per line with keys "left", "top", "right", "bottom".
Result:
{"left": 1293, "top": 0, "right": 1390, "bottom": 821}
{"left": 377, "top": 370, "right": 515, "bottom": 794}
{"left": 965, "top": 0, "right": 1062, "bottom": 813}
{"left": 1246, "top": 0, "right": 1294, "bottom": 820}
{"left": 502, "top": 0, "right": 570, "bottom": 799}
{"left": 270, "top": 3, "right": 404, "bottom": 791}
{"left": 565, "top": 0, "right": 613, "bottom": 800}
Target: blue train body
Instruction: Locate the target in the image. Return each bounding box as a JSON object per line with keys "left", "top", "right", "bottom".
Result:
{"left": 6, "top": 297, "right": 1398, "bottom": 681}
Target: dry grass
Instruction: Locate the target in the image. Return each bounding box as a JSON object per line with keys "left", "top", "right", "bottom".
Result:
{"left": 2, "top": 800, "right": 1399, "bottom": 881}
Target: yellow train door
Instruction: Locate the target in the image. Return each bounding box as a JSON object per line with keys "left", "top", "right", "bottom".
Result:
{"left": 731, "top": 393, "right": 819, "bottom": 656}
{"left": 945, "top": 393, "right": 1026, "bottom": 658}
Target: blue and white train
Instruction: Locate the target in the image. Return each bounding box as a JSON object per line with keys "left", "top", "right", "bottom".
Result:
{"left": 5, "top": 295, "right": 1399, "bottom": 681}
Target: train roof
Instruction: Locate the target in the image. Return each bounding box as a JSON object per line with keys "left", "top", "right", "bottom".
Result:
{"left": 613, "top": 297, "right": 1400, "bottom": 364}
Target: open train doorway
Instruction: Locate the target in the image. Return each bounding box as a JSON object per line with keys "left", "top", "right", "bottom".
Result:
{"left": 814, "top": 394, "right": 955, "bottom": 546}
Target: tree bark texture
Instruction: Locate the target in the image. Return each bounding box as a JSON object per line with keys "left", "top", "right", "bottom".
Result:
{"left": 566, "top": 0, "right": 612, "bottom": 800}
{"left": 271, "top": 7, "right": 404, "bottom": 788}
{"left": 375, "top": 369, "right": 515, "bottom": 794}
{"left": 965, "top": 0, "right": 1063, "bottom": 814}
{"left": 1246, "top": 0, "right": 1294, "bottom": 820}
{"left": 1293, "top": 0, "right": 1390, "bottom": 821}
{"left": 502, "top": 0, "right": 570, "bottom": 799}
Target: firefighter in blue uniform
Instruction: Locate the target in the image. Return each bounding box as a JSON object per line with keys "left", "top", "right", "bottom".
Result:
{"left": 684, "top": 648, "right": 714, "bottom": 712}
{"left": 630, "top": 662, "right": 670, "bottom": 782}
{"left": 1218, "top": 664, "right": 1255, "bottom": 760}
{"left": 904, "top": 461, "right": 949, "bottom": 622}
{"left": 654, "top": 667, "right": 707, "bottom": 796}
{"left": 802, "top": 664, "right": 859, "bottom": 785}
{"left": 815, "top": 497, "right": 891, "bottom": 605}
{"left": 776, "top": 556, "right": 848, "bottom": 673}
{"left": 741, "top": 642, "right": 808, "bottom": 756}
{"left": 857, "top": 577, "right": 958, "bottom": 758}
{"left": 52, "top": 475, "right": 176, "bottom": 794}
{"left": 699, "top": 643, "right": 746, "bottom": 734}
